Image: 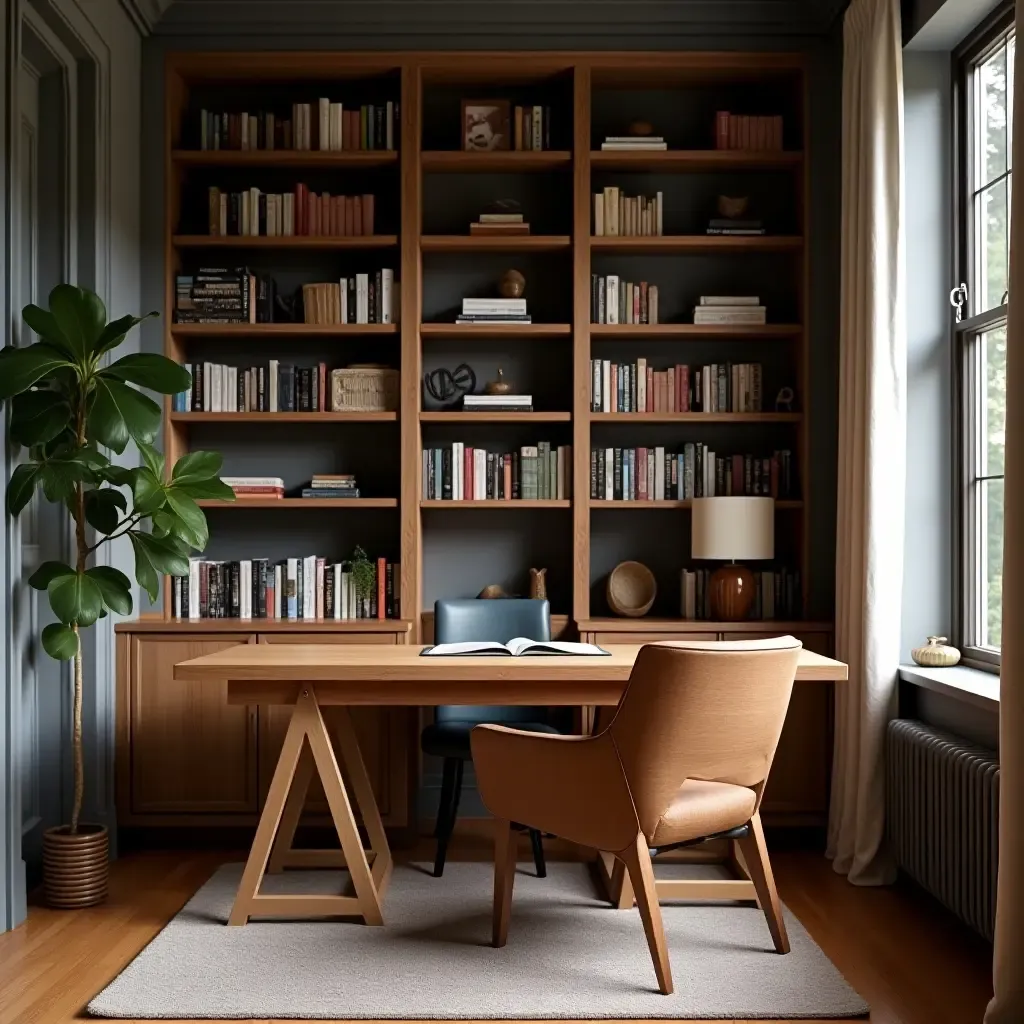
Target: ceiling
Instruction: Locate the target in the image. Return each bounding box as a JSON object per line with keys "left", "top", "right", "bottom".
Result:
{"left": 136, "top": 0, "right": 849, "bottom": 38}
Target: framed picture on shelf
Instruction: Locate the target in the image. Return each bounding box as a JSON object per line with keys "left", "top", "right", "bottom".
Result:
{"left": 461, "top": 100, "right": 511, "bottom": 151}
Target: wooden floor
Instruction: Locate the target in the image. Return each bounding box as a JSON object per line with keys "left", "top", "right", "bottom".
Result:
{"left": 0, "top": 837, "right": 993, "bottom": 1024}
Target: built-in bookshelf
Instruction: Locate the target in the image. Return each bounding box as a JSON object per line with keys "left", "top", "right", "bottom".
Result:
{"left": 162, "top": 51, "right": 811, "bottom": 631}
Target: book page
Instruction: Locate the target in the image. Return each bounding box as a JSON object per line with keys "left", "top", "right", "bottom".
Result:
{"left": 505, "top": 638, "right": 609, "bottom": 657}
{"left": 422, "top": 641, "right": 512, "bottom": 656}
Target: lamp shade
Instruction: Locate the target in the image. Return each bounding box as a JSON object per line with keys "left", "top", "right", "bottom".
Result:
{"left": 691, "top": 496, "right": 774, "bottom": 561}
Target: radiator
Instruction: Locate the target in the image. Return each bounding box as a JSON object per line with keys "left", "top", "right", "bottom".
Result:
{"left": 886, "top": 719, "right": 999, "bottom": 941}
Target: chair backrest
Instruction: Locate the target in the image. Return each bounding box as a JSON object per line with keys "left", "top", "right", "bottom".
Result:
{"left": 434, "top": 598, "right": 551, "bottom": 724}
{"left": 606, "top": 637, "right": 802, "bottom": 837}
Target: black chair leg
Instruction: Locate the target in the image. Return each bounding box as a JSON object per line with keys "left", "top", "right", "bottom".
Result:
{"left": 433, "top": 757, "right": 457, "bottom": 838}
{"left": 529, "top": 828, "right": 547, "bottom": 878}
{"left": 433, "top": 758, "right": 465, "bottom": 878}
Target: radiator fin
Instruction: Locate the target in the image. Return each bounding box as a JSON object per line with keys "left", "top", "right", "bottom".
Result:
{"left": 886, "top": 718, "right": 999, "bottom": 940}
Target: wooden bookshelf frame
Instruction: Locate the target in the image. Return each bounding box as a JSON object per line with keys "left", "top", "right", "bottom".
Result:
{"left": 162, "top": 50, "right": 813, "bottom": 634}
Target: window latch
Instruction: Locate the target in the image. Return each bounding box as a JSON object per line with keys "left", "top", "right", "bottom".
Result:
{"left": 950, "top": 283, "right": 968, "bottom": 322}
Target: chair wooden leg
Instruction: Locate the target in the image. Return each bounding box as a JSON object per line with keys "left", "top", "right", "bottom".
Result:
{"left": 609, "top": 854, "right": 635, "bottom": 909}
{"left": 492, "top": 817, "right": 518, "bottom": 947}
{"left": 529, "top": 828, "right": 546, "bottom": 878}
{"left": 618, "top": 834, "right": 674, "bottom": 995}
{"left": 736, "top": 812, "right": 789, "bottom": 953}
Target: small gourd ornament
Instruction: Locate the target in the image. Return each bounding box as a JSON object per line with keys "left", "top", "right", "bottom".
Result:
{"left": 911, "top": 636, "right": 961, "bottom": 668}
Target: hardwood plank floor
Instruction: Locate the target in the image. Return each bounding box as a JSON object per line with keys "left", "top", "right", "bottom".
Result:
{"left": 0, "top": 843, "right": 992, "bottom": 1024}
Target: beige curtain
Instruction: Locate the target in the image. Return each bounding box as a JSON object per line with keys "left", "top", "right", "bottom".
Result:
{"left": 828, "top": 0, "right": 905, "bottom": 886}
{"left": 985, "top": 6, "right": 1024, "bottom": 1019}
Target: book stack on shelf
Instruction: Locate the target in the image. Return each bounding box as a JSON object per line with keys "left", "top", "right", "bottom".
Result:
{"left": 198, "top": 100, "right": 398, "bottom": 151}
{"left": 302, "top": 270, "right": 396, "bottom": 325}
{"left": 462, "top": 392, "right": 533, "bottom": 413}
{"left": 714, "top": 111, "right": 783, "bottom": 151}
{"left": 600, "top": 133, "right": 667, "bottom": 151}
{"left": 706, "top": 216, "right": 764, "bottom": 237}
{"left": 301, "top": 474, "right": 361, "bottom": 499}
{"left": 590, "top": 445, "right": 795, "bottom": 501}
{"left": 456, "top": 297, "right": 530, "bottom": 325}
{"left": 172, "top": 553, "right": 400, "bottom": 620}
{"left": 205, "top": 188, "right": 375, "bottom": 238}
{"left": 513, "top": 105, "right": 552, "bottom": 150}
{"left": 693, "top": 295, "right": 767, "bottom": 326}
{"left": 175, "top": 267, "right": 274, "bottom": 324}
{"left": 423, "top": 442, "right": 572, "bottom": 501}
{"left": 469, "top": 211, "right": 530, "bottom": 236}
{"left": 175, "top": 360, "right": 332, "bottom": 412}
{"left": 593, "top": 188, "right": 663, "bottom": 237}
{"left": 222, "top": 476, "right": 284, "bottom": 500}
{"left": 590, "top": 275, "right": 659, "bottom": 325}
{"left": 681, "top": 566, "right": 799, "bottom": 620}
{"left": 590, "top": 359, "right": 764, "bottom": 413}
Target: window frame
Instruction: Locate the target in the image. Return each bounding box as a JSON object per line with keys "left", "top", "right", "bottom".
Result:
{"left": 953, "top": 2, "right": 1015, "bottom": 671}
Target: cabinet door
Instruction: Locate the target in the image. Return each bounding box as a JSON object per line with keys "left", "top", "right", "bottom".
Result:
{"left": 722, "top": 631, "right": 832, "bottom": 822}
{"left": 129, "top": 634, "right": 258, "bottom": 814}
{"left": 256, "top": 633, "right": 410, "bottom": 825}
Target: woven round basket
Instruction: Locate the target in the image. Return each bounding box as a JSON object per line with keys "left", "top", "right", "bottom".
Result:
{"left": 607, "top": 561, "right": 656, "bottom": 617}
{"left": 42, "top": 823, "right": 109, "bottom": 908}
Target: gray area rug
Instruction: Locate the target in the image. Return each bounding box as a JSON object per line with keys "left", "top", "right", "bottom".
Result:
{"left": 89, "top": 861, "right": 868, "bottom": 1020}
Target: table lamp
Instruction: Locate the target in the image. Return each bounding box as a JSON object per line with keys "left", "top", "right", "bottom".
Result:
{"left": 691, "top": 496, "right": 774, "bottom": 621}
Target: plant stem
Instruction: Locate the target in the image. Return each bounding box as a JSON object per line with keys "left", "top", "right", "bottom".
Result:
{"left": 70, "top": 389, "right": 87, "bottom": 834}
{"left": 85, "top": 511, "right": 142, "bottom": 554}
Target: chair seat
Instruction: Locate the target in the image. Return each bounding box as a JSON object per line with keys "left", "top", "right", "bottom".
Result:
{"left": 421, "top": 720, "right": 560, "bottom": 760}
{"left": 650, "top": 779, "right": 757, "bottom": 847}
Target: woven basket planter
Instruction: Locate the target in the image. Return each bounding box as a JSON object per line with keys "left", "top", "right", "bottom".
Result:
{"left": 331, "top": 365, "right": 400, "bottom": 412}
{"left": 42, "top": 824, "right": 109, "bottom": 908}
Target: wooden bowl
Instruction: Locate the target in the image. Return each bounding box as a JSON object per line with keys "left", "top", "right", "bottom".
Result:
{"left": 607, "top": 561, "right": 656, "bottom": 617}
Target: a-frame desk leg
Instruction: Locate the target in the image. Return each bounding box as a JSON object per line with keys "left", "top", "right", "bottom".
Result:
{"left": 228, "top": 687, "right": 390, "bottom": 926}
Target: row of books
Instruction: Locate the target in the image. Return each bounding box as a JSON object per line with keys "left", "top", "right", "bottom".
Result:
{"left": 221, "top": 475, "right": 363, "bottom": 500}
{"left": 590, "top": 446, "right": 796, "bottom": 501}
{"left": 174, "top": 268, "right": 274, "bottom": 324}
{"left": 512, "top": 105, "right": 552, "bottom": 151}
{"left": 422, "top": 443, "right": 572, "bottom": 501}
{"left": 170, "top": 555, "right": 400, "bottom": 620}
{"left": 693, "top": 296, "right": 768, "bottom": 325}
{"left": 593, "top": 188, "right": 663, "bottom": 237}
{"left": 456, "top": 297, "right": 530, "bottom": 325}
{"left": 173, "top": 361, "right": 333, "bottom": 413}
{"left": 198, "top": 102, "right": 398, "bottom": 152}
{"left": 714, "top": 111, "right": 784, "bottom": 151}
{"left": 590, "top": 360, "right": 764, "bottom": 414}
{"left": 302, "top": 271, "right": 396, "bottom": 325}
{"left": 681, "top": 567, "right": 800, "bottom": 620}
{"left": 590, "top": 276, "right": 660, "bottom": 325}
{"left": 205, "top": 187, "right": 375, "bottom": 238}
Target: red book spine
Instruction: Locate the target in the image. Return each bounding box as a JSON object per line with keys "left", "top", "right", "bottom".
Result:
{"left": 646, "top": 366, "right": 654, "bottom": 412}
{"left": 377, "top": 557, "right": 386, "bottom": 619}
{"left": 464, "top": 447, "right": 473, "bottom": 500}
{"left": 716, "top": 110, "right": 729, "bottom": 150}
{"left": 668, "top": 367, "right": 676, "bottom": 413}
{"left": 295, "top": 183, "right": 308, "bottom": 235}
{"left": 610, "top": 364, "right": 618, "bottom": 413}
{"left": 638, "top": 448, "right": 647, "bottom": 500}
{"left": 266, "top": 582, "right": 276, "bottom": 619}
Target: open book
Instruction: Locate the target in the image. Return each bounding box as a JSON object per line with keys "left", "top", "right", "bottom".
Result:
{"left": 420, "top": 638, "right": 609, "bottom": 657}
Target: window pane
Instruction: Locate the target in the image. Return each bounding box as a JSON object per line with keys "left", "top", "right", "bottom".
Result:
{"left": 982, "top": 477, "right": 1004, "bottom": 649}
{"left": 982, "top": 324, "right": 1006, "bottom": 476}
{"left": 1009, "top": 35, "right": 1015, "bottom": 170}
{"left": 978, "top": 41, "right": 1008, "bottom": 184}
{"left": 975, "top": 177, "right": 1008, "bottom": 311}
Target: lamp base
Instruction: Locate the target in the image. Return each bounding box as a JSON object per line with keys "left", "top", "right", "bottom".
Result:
{"left": 709, "top": 563, "right": 756, "bottom": 621}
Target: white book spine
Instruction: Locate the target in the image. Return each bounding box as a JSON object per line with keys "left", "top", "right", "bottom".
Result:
{"left": 602, "top": 360, "right": 611, "bottom": 413}
{"left": 637, "top": 357, "right": 647, "bottom": 412}
{"left": 655, "top": 446, "right": 666, "bottom": 500}
{"left": 381, "top": 268, "right": 394, "bottom": 324}
{"left": 606, "top": 276, "right": 619, "bottom": 325}
{"left": 319, "top": 98, "right": 330, "bottom": 151}
{"left": 594, "top": 193, "right": 604, "bottom": 236}
{"left": 356, "top": 273, "right": 368, "bottom": 324}
{"left": 268, "top": 359, "right": 278, "bottom": 412}
{"left": 188, "top": 559, "right": 200, "bottom": 618}
{"left": 339, "top": 278, "right": 348, "bottom": 324}
{"left": 604, "top": 449, "right": 613, "bottom": 500}
{"left": 333, "top": 563, "right": 342, "bottom": 618}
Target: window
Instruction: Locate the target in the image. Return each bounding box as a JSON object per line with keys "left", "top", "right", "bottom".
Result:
{"left": 955, "top": 6, "right": 1014, "bottom": 666}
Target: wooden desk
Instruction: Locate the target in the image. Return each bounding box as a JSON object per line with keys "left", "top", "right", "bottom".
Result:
{"left": 174, "top": 643, "right": 848, "bottom": 927}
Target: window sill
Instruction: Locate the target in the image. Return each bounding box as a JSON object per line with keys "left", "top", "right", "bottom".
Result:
{"left": 899, "top": 663, "right": 999, "bottom": 712}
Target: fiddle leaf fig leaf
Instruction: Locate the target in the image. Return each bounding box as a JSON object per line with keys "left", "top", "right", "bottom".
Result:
{"left": 86, "top": 566, "right": 133, "bottom": 616}
{"left": 47, "top": 571, "right": 104, "bottom": 628}
{"left": 41, "top": 623, "right": 79, "bottom": 661}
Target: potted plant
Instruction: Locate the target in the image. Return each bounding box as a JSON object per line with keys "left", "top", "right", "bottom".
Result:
{"left": 0, "top": 284, "right": 233, "bottom": 907}
{"left": 350, "top": 545, "right": 376, "bottom": 614}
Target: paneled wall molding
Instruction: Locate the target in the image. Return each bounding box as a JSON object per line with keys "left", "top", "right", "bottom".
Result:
{"left": 118, "top": 0, "right": 172, "bottom": 36}
{"left": 154, "top": 0, "right": 850, "bottom": 37}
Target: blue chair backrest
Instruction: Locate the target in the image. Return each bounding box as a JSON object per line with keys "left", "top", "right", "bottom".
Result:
{"left": 434, "top": 598, "right": 551, "bottom": 725}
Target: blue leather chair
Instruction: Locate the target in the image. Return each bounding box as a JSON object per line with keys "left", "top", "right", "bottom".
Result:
{"left": 422, "top": 598, "right": 558, "bottom": 878}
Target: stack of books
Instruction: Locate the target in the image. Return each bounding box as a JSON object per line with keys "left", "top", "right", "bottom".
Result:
{"left": 600, "top": 135, "right": 667, "bottom": 151}
{"left": 706, "top": 217, "right": 765, "bottom": 237}
{"left": 302, "top": 270, "right": 395, "bottom": 325}
{"left": 693, "top": 296, "right": 767, "bottom": 326}
{"left": 221, "top": 476, "right": 284, "bottom": 500}
{"left": 590, "top": 275, "right": 659, "bottom": 325}
{"left": 469, "top": 211, "right": 530, "bottom": 236}
{"left": 422, "top": 442, "right": 572, "bottom": 500}
{"left": 462, "top": 393, "right": 533, "bottom": 413}
{"left": 456, "top": 297, "right": 530, "bottom": 324}
{"left": 175, "top": 267, "right": 274, "bottom": 325}
{"left": 594, "top": 188, "right": 663, "bottom": 236}
{"left": 301, "top": 474, "right": 361, "bottom": 499}
{"left": 714, "top": 112, "right": 783, "bottom": 151}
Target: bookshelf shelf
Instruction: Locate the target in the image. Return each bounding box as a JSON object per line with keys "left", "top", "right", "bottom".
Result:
{"left": 420, "top": 411, "right": 572, "bottom": 423}
{"left": 588, "top": 499, "right": 803, "bottom": 509}
{"left": 420, "top": 323, "right": 571, "bottom": 339}
{"left": 588, "top": 412, "right": 802, "bottom": 424}
{"left": 173, "top": 235, "right": 399, "bottom": 249}
{"left": 589, "top": 149, "right": 802, "bottom": 171}
{"left": 154, "top": 617, "right": 412, "bottom": 632}
{"left": 420, "top": 500, "right": 570, "bottom": 509}
{"left": 589, "top": 324, "right": 800, "bottom": 339}
{"left": 170, "top": 412, "right": 398, "bottom": 423}
{"left": 171, "top": 323, "right": 399, "bottom": 338}
{"left": 589, "top": 235, "right": 803, "bottom": 253}
{"left": 577, "top": 618, "right": 830, "bottom": 634}
{"left": 421, "top": 235, "right": 571, "bottom": 252}
{"left": 172, "top": 149, "right": 398, "bottom": 168}
{"left": 198, "top": 498, "right": 399, "bottom": 509}
{"left": 421, "top": 150, "right": 572, "bottom": 172}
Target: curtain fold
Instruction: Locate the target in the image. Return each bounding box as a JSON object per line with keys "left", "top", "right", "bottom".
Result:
{"left": 985, "top": 5, "right": 1024, "bottom": 1019}
{"left": 827, "top": 0, "right": 905, "bottom": 886}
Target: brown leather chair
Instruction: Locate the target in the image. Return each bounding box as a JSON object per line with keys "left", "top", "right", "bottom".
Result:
{"left": 470, "top": 636, "right": 803, "bottom": 996}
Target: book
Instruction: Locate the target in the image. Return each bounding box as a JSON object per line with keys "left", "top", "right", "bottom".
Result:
{"left": 693, "top": 306, "right": 767, "bottom": 325}
{"left": 700, "top": 295, "right": 760, "bottom": 306}
{"left": 421, "top": 638, "right": 609, "bottom": 657}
